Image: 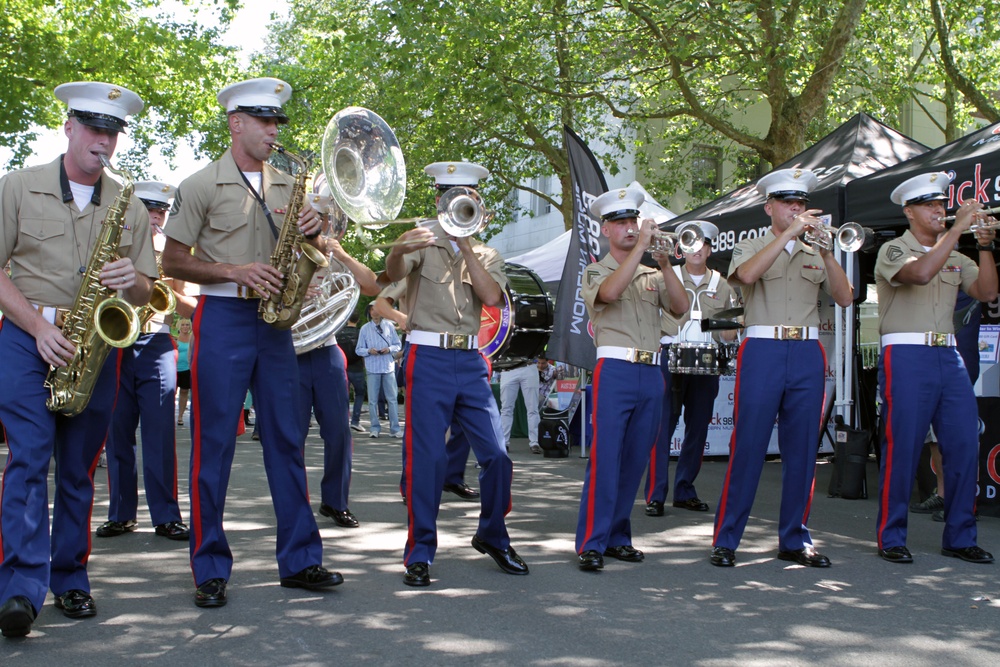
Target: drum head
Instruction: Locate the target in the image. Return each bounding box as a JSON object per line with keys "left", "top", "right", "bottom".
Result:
{"left": 479, "top": 263, "right": 553, "bottom": 369}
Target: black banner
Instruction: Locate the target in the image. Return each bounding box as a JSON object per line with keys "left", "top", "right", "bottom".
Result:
{"left": 546, "top": 126, "right": 610, "bottom": 371}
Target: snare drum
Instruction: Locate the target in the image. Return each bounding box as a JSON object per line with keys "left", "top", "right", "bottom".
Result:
{"left": 479, "top": 263, "right": 553, "bottom": 370}
{"left": 668, "top": 342, "right": 722, "bottom": 375}
{"left": 718, "top": 342, "right": 739, "bottom": 376}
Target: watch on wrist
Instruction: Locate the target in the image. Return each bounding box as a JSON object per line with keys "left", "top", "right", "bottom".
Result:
{"left": 976, "top": 241, "right": 995, "bottom": 251}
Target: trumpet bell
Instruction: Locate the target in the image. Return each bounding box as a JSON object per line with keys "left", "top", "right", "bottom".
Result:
{"left": 437, "top": 186, "right": 488, "bottom": 238}
{"left": 322, "top": 107, "right": 406, "bottom": 229}
{"left": 651, "top": 224, "right": 705, "bottom": 256}
{"left": 836, "top": 222, "right": 867, "bottom": 253}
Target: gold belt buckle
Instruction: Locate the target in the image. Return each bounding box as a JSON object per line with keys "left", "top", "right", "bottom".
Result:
{"left": 630, "top": 349, "right": 655, "bottom": 365}
{"left": 236, "top": 285, "right": 260, "bottom": 299}
{"left": 927, "top": 332, "right": 950, "bottom": 347}
{"left": 781, "top": 326, "right": 804, "bottom": 341}
{"left": 446, "top": 333, "right": 468, "bottom": 349}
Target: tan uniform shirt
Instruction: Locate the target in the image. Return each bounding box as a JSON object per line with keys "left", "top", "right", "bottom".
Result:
{"left": 661, "top": 267, "right": 738, "bottom": 341}
{"left": 874, "top": 229, "right": 978, "bottom": 335}
{"left": 582, "top": 254, "right": 670, "bottom": 350}
{"left": 396, "top": 227, "right": 506, "bottom": 336}
{"left": 729, "top": 230, "right": 831, "bottom": 327}
{"left": 0, "top": 156, "right": 156, "bottom": 308}
{"left": 379, "top": 279, "right": 408, "bottom": 315}
{"left": 164, "top": 148, "right": 293, "bottom": 267}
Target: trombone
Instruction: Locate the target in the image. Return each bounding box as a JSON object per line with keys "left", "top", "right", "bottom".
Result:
{"left": 321, "top": 107, "right": 491, "bottom": 249}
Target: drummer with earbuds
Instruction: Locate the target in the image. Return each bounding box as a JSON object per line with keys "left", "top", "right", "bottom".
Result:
{"left": 576, "top": 186, "right": 689, "bottom": 572}
{"left": 297, "top": 190, "right": 381, "bottom": 529}
{"left": 712, "top": 168, "right": 853, "bottom": 569}
{"left": 874, "top": 172, "right": 996, "bottom": 565}
{"left": 162, "top": 77, "right": 342, "bottom": 608}
{"left": 384, "top": 161, "right": 529, "bottom": 587}
{"left": 97, "top": 180, "right": 197, "bottom": 543}
{"left": 643, "top": 220, "right": 739, "bottom": 518}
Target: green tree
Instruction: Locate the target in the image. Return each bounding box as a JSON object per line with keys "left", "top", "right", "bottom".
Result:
{"left": 0, "top": 0, "right": 241, "bottom": 176}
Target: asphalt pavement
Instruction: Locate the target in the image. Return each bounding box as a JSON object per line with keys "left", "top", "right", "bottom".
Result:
{"left": 3, "top": 410, "right": 999, "bottom": 666}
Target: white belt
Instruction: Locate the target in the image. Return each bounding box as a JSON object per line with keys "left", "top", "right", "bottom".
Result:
{"left": 408, "top": 329, "right": 479, "bottom": 350}
{"left": 34, "top": 304, "right": 69, "bottom": 326}
{"left": 198, "top": 282, "right": 260, "bottom": 299}
{"left": 143, "top": 322, "right": 172, "bottom": 335}
{"left": 746, "top": 325, "right": 819, "bottom": 341}
{"left": 660, "top": 335, "right": 677, "bottom": 345}
{"left": 881, "top": 332, "right": 956, "bottom": 348}
{"left": 596, "top": 345, "right": 661, "bottom": 366}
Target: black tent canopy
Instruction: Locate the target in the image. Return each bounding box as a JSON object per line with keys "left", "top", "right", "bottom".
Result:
{"left": 665, "top": 113, "right": 929, "bottom": 273}
{"left": 845, "top": 121, "right": 1000, "bottom": 230}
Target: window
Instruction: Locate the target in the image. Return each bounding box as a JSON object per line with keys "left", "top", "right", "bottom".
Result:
{"left": 691, "top": 145, "right": 722, "bottom": 201}
{"left": 531, "top": 175, "right": 552, "bottom": 216}
{"left": 735, "top": 151, "right": 768, "bottom": 184}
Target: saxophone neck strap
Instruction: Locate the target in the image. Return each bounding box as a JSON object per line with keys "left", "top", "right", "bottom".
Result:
{"left": 236, "top": 154, "right": 279, "bottom": 240}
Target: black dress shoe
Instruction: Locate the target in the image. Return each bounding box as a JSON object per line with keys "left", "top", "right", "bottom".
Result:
{"left": 0, "top": 596, "right": 35, "bottom": 638}
{"left": 319, "top": 504, "right": 360, "bottom": 527}
{"left": 96, "top": 519, "right": 138, "bottom": 537}
{"left": 443, "top": 482, "right": 480, "bottom": 501}
{"left": 777, "top": 546, "right": 831, "bottom": 568}
{"left": 604, "top": 545, "right": 644, "bottom": 562}
{"left": 154, "top": 521, "right": 190, "bottom": 541}
{"left": 472, "top": 535, "right": 529, "bottom": 575}
{"left": 710, "top": 546, "right": 736, "bottom": 567}
{"left": 941, "top": 546, "right": 995, "bottom": 564}
{"left": 673, "top": 497, "right": 710, "bottom": 512}
{"left": 403, "top": 562, "right": 430, "bottom": 587}
{"left": 54, "top": 589, "right": 96, "bottom": 618}
{"left": 195, "top": 578, "right": 228, "bottom": 608}
{"left": 280, "top": 564, "right": 344, "bottom": 589}
{"left": 645, "top": 501, "right": 664, "bottom": 517}
{"left": 578, "top": 550, "right": 604, "bottom": 571}
{"left": 878, "top": 546, "right": 913, "bottom": 563}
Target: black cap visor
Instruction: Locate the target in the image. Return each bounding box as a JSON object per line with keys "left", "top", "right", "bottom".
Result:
{"left": 903, "top": 192, "right": 948, "bottom": 206}
{"left": 767, "top": 190, "right": 810, "bottom": 203}
{"left": 140, "top": 198, "right": 170, "bottom": 211}
{"left": 230, "top": 105, "right": 289, "bottom": 124}
{"left": 69, "top": 110, "right": 127, "bottom": 134}
{"left": 602, "top": 209, "right": 640, "bottom": 222}
{"left": 434, "top": 183, "right": 478, "bottom": 191}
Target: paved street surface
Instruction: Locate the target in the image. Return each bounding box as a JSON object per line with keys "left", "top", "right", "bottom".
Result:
{"left": 3, "top": 412, "right": 999, "bottom": 666}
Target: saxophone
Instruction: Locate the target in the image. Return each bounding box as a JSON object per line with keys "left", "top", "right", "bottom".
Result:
{"left": 136, "top": 254, "right": 177, "bottom": 331}
{"left": 259, "top": 144, "right": 329, "bottom": 329}
{"left": 45, "top": 155, "right": 142, "bottom": 416}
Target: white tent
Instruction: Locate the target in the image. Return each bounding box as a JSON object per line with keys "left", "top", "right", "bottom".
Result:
{"left": 506, "top": 180, "right": 675, "bottom": 284}
{"left": 506, "top": 231, "right": 571, "bottom": 283}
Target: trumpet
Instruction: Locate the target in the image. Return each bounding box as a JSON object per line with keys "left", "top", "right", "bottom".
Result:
{"left": 650, "top": 223, "right": 705, "bottom": 256}
{"left": 939, "top": 205, "right": 1000, "bottom": 223}
{"left": 803, "top": 221, "right": 873, "bottom": 253}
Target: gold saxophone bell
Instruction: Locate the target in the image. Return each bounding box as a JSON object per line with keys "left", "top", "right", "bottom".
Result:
{"left": 95, "top": 296, "right": 142, "bottom": 348}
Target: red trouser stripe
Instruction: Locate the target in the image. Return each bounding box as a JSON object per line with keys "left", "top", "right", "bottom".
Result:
{"left": 713, "top": 340, "right": 746, "bottom": 544}
{"left": 877, "top": 346, "right": 895, "bottom": 549}
{"left": 402, "top": 344, "right": 419, "bottom": 562}
{"left": 188, "top": 298, "right": 206, "bottom": 579}
{"left": 578, "top": 358, "right": 604, "bottom": 553}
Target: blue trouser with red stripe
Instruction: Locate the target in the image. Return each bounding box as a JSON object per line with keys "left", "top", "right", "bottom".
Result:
{"left": 645, "top": 363, "right": 720, "bottom": 504}
{"left": 713, "top": 338, "right": 825, "bottom": 552}
{"left": 297, "top": 343, "right": 353, "bottom": 512}
{"left": 0, "top": 320, "right": 120, "bottom": 614}
{"left": 189, "top": 297, "right": 322, "bottom": 584}
{"left": 104, "top": 332, "right": 182, "bottom": 526}
{"left": 643, "top": 351, "right": 673, "bottom": 504}
{"left": 401, "top": 343, "right": 512, "bottom": 565}
{"left": 444, "top": 424, "right": 474, "bottom": 486}
{"left": 877, "top": 344, "right": 979, "bottom": 551}
{"left": 576, "top": 358, "right": 663, "bottom": 554}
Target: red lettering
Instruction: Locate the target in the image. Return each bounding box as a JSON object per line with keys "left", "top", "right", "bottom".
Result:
{"left": 974, "top": 163, "right": 992, "bottom": 203}
{"left": 988, "top": 445, "right": 1000, "bottom": 486}
{"left": 957, "top": 180, "right": 973, "bottom": 205}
